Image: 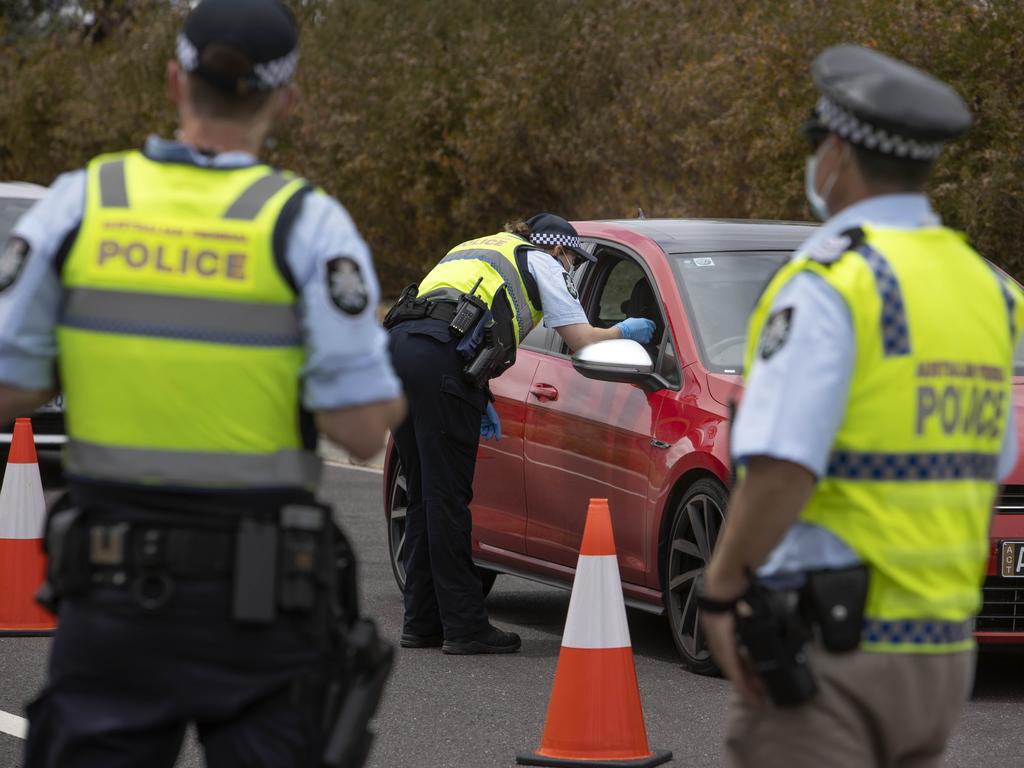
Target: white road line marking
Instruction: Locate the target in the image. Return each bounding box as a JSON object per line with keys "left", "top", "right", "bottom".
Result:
{"left": 323, "top": 460, "right": 383, "bottom": 475}
{"left": 0, "top": 710, "right": 27, "bottom": 739}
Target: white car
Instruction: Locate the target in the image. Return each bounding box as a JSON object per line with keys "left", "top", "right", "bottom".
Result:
{"left": 0, "top": 182, "right": 65, "bottom": 483}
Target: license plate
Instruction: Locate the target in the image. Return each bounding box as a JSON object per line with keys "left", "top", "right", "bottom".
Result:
{"left": 1001, "top": 541, "right": 1024, "bottom": 578}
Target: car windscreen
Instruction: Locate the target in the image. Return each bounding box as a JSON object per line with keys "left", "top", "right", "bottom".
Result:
{"left": 0, "top": 196, "right": 36, "bottom": 242}
{"left": 674, "top": 251, "right": 1024, "bottom": 377}
{"left": 671, "top": 251, "right": 791, "bottom": 374}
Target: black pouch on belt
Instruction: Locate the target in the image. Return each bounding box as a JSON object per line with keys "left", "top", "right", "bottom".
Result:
{"left": 278, "top": 503, "right": 328, "bottom": 613}
{"left": 382, "top": 283, "right": 420, "bottom": 330}
{"left": 232, "top": 519, "right": 279, "bottom": 623}
{"left": 802, "top": 565, "right": 869, "bottom": 653}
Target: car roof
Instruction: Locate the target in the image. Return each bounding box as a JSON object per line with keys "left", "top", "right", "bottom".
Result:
{"left": 576, "top": 218, "right": 816, "bottom": 254}
{"left": 0, "top": 182, "right": 47, "bottom": 200}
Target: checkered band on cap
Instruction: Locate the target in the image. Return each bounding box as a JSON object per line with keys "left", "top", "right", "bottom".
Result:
{"left": 816, "top": 96, "right": 944, "bottom": 160}
{"left": 176, "top": 33, "right": 298, "bottom": 91}
{"left": 253, "top": 49, "right": 299, "bottom": 89}
{"left": 530, "top": 232, "right": 583, "bottom": 250}
{"left": 176, "top": 34, "right": 199, "bottom": 72}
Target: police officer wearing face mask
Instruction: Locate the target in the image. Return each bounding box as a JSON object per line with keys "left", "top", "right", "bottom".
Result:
{"left": 385, "top": 213, "right": 655, "bottom": 654}
{"left": 700, "top": 45, "right": 1023, "bottom": 767}
{"left": 0, "top": 1, "right": 406, "bottom": 765}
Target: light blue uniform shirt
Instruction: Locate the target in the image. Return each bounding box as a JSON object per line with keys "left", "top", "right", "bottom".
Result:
{"left": 732, "top": 194, "right": 1019, "bottom": 578}
{"left": 525, "top": 249, "right": 588, "bottom": 328}
{"left": 0, "top": 136, "right": 401, "bottom": 411}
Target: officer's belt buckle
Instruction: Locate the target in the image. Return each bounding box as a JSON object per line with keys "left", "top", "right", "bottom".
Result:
{"left": 89, "top": 522, "right": 129, "bottom": 565}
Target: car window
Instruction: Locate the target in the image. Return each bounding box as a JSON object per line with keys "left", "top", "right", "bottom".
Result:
{"left": 520, "top": 323, "right": 556, "bottom": 353}
{"left": 656, "top": 337, "right": 682, "bottom": 387}
{"left": 595, "top": 259, "right": 646, "bottom": 326}
{"left": 583, "top": 249, "right": 673, "bottom": 382}
{"left": 0, "top": 197, "right": 36, "bottom": 241}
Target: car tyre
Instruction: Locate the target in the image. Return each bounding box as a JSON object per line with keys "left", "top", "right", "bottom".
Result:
{"left": 386, "top": 452, "right": 498, "bottom": 597}
{"left": 664, "top": 477, "right": 728, "bottom": 675}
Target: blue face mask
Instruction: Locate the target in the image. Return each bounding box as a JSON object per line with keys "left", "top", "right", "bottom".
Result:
{"left": 805, "top": 142, "right": 848, "bottom": 221}
{"left": 804, "top": 155, "right": 830, "bottom": 221}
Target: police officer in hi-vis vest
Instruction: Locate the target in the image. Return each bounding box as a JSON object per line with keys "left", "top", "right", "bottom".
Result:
{"left": 0, "top": 1, "right": 406, "bottom": 765}
{"left": 699, "top": 45, "right": 1023, "bottom": 767}
{"left": 385, "top": 214, "right": 655, "bottom": 654}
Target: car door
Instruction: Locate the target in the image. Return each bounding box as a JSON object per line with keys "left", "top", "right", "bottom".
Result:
{"left": 469, "top": 325, "right": 545, "bottom": 555}
{"left": 522, "top": 247, "right": 663, "bottom": 585}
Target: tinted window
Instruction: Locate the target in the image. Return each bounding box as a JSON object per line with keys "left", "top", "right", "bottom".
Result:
{"left": 671, "top": 252, "right": 790, "bottom": 373}
{"left": 0, "top": 197, "right": 35, "bottom": 241}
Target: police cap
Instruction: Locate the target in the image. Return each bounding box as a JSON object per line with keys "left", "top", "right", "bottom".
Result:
{"left": 177, "top": 0, "right": 298, "bottom": 95}
{"left": 526, "top": 213, "right": 596, "bottom": 263}
{"left": 804, "top": 45, "right": 972, "bottom": 161}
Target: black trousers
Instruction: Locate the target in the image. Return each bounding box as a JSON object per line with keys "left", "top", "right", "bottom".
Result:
{"left": 24, "top": 497, "right": 331, "bottom": 768}
{"left": 388, "top": 318, "right": 489, "bottom": 640}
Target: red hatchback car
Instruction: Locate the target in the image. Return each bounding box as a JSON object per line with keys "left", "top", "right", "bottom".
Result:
{"left": 383, "top": 218, "right": 1024, "bottom": 672}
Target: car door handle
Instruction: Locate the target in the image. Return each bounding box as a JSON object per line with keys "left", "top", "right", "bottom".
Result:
{"left": 530, "top": 383, "right": 559, "bottom": 402}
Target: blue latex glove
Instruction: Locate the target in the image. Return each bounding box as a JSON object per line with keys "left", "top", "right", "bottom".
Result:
{"left": 480, "top": 402, "right": 502, "bottom": 441}
{"left": 615, "top": 317, "right": 656, "bottom": 344}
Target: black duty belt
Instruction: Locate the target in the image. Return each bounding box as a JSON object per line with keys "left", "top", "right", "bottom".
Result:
{"left": 87, "top": 522, "right": 233, "bottom": 581}
{"left": 384, "top": 298, "right": 458, "bottom": 328}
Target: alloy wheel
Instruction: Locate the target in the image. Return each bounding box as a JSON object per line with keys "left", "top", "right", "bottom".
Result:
{"left": 387, "top": 460, "right": 409, "bottom": 591}
{"left": 665, "top": 478, "right": 727, "bottom": 674}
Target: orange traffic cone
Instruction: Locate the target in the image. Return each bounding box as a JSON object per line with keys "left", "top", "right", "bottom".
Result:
{"left": 518, "top": 499, "right": 672, "bottom": 767}
{"left": 0, "top": 418, "right": 55, "bottom": 635}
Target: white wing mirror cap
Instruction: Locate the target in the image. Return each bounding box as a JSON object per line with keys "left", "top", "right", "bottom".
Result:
{"left": 572, "top": 338, "right": 654, "bottom": 374}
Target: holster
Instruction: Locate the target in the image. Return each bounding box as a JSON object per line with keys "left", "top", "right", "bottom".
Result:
{"left": 320, "top": 522, "right": 394, "bottom": 768}
{"left": 462, "top": 286, "right": 517, "bottom": 388}
{"left": 734, "top": 578, "right": 818, "bottom": 708}
{"left": 36, "top": 493, "right": 89, "bottom": 613}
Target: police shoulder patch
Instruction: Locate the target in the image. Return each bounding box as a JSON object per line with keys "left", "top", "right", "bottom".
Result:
{"left": 0, "top": 237, "right": 30, "bottom": 293}
{"left": 326, "top": 256, "right": 369, "bottom": 315}
{"left": 807, "top": 227, "right": 864, "bottom": 265}
{"left": 562, "top": 271, "right": 579, "bottom": 300}
{"left": 760, "top": 306, "right": 794, "bottom": 360}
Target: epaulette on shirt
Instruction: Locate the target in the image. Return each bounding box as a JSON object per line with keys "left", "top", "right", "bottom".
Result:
{"left": 807, "top": 227, "right": 865, "bottom": 265}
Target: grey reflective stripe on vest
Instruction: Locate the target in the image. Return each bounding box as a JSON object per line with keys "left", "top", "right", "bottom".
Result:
{"left": 223, "top": 172, "right": 294, "bottom": 220}
{"left": 60, "top": 287, "right": 302, "bottom": 347}
{"left": 862, "top": 617, "right": 973, "bottom": 646}
{"left": 65, "top": 440, "right": 322, "bottom": 489}
{"left": 856, "top": 243, "right": 911, "bottom": 356}
{"left": 438, "top": 248, "right": 535, "bottom": 339}
{"left": 98, "top": 159, "right": 128, "bottom": 208}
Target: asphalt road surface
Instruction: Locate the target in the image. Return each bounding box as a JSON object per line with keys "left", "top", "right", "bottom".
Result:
{"left": 1, "top": 464, "right": 1022, "bottom": 767}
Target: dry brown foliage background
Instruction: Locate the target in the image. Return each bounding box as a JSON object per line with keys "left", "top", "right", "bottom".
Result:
{"left": 1, "top": 0, "right": 1021, "bottom": 291}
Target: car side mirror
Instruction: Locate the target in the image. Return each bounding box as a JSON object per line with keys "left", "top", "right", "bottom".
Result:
{"left": 572, "top": 338, "right": 654, "bottom": 385}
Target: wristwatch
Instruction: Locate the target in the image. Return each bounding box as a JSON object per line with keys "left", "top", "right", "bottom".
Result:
{"left": 694, "top": 574, "right": 741, "bottom": 614}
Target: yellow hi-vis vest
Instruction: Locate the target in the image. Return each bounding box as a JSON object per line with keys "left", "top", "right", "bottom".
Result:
{"left": 57, "top": 150, "right": 320, "bottom": 490}
{"left": 418, "top": 232, "right": 544, "bottom": 345}
{"left": 745, "top": 225, "right": 1024, "bottom": 653}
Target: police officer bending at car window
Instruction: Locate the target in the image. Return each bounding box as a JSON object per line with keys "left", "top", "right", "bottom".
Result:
{"left": 698, "top": 45, "right": 1023, "bottom": 768}
{"left": 0, "top": 1, "right": 406, "bottom": 766}
{"left": 385, "top": 213, "right": 655, "bottom": 654}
